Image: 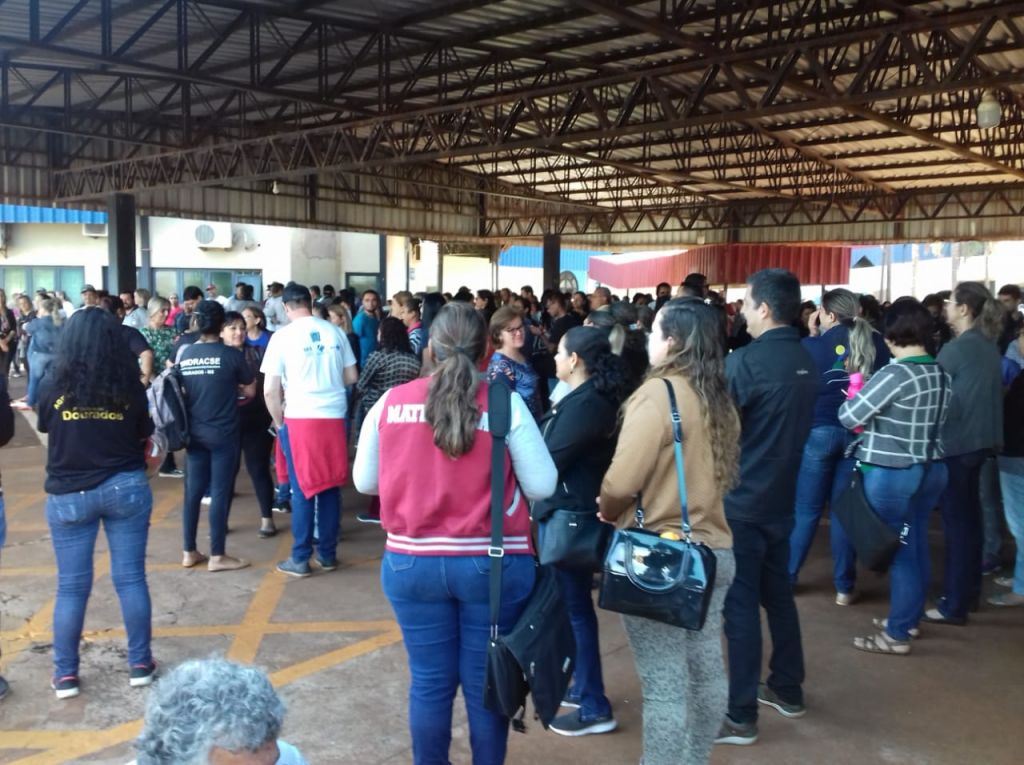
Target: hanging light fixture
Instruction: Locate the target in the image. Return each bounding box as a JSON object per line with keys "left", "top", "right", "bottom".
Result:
{"left": 977, "top": 90, "right": 1001, "bottom": 129}
{"left": 271, "top": 180, "right": 280, "bottom": 195}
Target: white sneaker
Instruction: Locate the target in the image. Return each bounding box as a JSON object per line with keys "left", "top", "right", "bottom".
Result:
{"left": 835, "top": 591, "right": 859, "bottom": 606}
{"left": 200, "top": 496, "right": 212, "bottom": 506}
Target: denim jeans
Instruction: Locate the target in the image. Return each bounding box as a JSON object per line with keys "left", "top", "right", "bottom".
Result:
{"left": 183, "top": 436, "right": 239, "bottom": 556}
{"left": 937, "top": 450, "right": 990, "bottom": 619}
{"left": 979, "top": 456, "right": 1004, "bottom": 563}
{"left": 278, "top": 424, "right": 340, "bottom": 563}
{"left": 788, "top": 425, "right": 857, "bottom": 592}
{"left": 863, "top": 463, "right": 948, "bottom": 641}
{"left": 382, "top": 552, "right": 535, "bottom": 765}
{"left": 46, "top": 470, "right": 153, "bottom": 677}
{"left": 997, "top": 457, "right": 1024, "bottom": 594}
{"left": 724, "top": 517, "right": 803, "bottom": 724}
{"left": 26, "top": 354, "right": 52, "bottom": 407}
{"left": 0, "top": 491, "right": 6, "bottom": 549}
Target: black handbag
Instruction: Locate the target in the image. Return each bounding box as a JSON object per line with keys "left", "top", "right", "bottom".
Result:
{"left": 482, "top": 382, "right": 575, "bottom": 731}
{"left": 598, "top": 378, "right": 717, "bottom": 631}
{"left": 831, "top": 369, "right": 946, "bottom": 574}
{"left": 537, "top": 508, "right": 612, "bottom": 571}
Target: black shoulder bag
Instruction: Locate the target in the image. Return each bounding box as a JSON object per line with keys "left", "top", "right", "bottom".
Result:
{"left": 482, "top": 382, "right": 576, "bottom": 731}
{"left": 831, "top": 367, "right": 947, "bottom": 573}
{"left": 598, "top": 379, "right": 718, "bottom": 630}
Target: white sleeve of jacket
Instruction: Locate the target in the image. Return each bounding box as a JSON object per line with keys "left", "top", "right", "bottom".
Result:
{"left": 507, "top": 392, "right": 557, "bottom": 501}
{"left": 352, "top": 394, "right": 387, "bottom": 495}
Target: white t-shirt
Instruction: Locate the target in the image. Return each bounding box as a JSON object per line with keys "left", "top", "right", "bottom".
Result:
{"left": 264, "top": 295, "right": 288, "bottom": 331}
{"left": 261, "top": 315, "right": 357, "bottom": 419}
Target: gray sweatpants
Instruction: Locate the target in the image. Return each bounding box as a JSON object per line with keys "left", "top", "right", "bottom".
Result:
{"left": 623, "top": 548, "right": 735, "bottom": 765}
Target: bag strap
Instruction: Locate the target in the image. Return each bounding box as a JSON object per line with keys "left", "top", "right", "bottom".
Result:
{"left": 488, "top": 381, "right": 512, "bottom": 636}
{"left": 661, "top": 379, "right": 692, "bottom": 540}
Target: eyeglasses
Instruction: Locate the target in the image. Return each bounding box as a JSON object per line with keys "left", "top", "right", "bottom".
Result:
{"left": 503, "top": 324, "right": 525, "bottom": 334}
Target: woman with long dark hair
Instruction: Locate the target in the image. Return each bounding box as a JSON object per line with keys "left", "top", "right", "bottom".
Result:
{"left": 353, "top": 317, "right": 421, "bottom": 437}
{"left": 35, "top": 307, "right": 156, "bottom": 699}
{"left": 789, "top": 287, "right": 892, "bottom": 602}
{"left": 179, "top": 301, "right": 255, "bottom": 571}
{"left": 474, "top": 289, "right": 498, "bottom": 323}
{"left": 926, "top": 282, "right": 1005, "bottom": 625}
{"left": 0, "top": 289, "right": 16, "bottom": 379}
{"left": 534, "top": 326, "right": 627, "bottom": 736}
{"left": 353, "top": 302, "right": 555, "bottom": 764}
{"left": 599, "top": 297, "right": 740, "bottom": 765}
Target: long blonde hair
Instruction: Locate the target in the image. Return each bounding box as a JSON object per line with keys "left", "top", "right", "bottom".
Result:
{"left": 822, "top": 288, "right": 876, "bottom": 377}
{"left": 954, "top": 281, "right": 1004, "bottom": 341}
{"left": 644, "top": 297, "right": 740, "bottom": 494}
{"left": 40, "top": 297, "right": 64, "bottom": 327}
{"left": 425, "top": 302, "right": 486, "bottom": 458}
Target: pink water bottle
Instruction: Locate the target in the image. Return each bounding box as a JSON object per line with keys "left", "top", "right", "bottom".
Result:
{"left": 847, "top": 372, "right": 865, "bottom": 433}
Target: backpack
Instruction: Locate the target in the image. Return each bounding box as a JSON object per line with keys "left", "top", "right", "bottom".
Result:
{"left": 147, "top": 366, "right": 189, "bottom": 452}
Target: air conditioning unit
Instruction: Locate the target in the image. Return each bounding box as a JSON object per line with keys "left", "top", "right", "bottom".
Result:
{"left": 82, "top": 223, "right": 108, "bottom": 238}
{"left": 192, "top": 221, "right": 232, "bottom": 249}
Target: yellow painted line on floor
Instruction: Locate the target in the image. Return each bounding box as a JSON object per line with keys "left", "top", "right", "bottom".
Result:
{"left": 225, "top": 534, "right": 292, "bottom": 663}
{"left": 5, "top": 488, "right": 178, "bottom": 534}
{"left": 0, "top": 719, "right": 143, "bottom": 765}
{"left": 267, "top": 628, "right": 404, "bottom": 687}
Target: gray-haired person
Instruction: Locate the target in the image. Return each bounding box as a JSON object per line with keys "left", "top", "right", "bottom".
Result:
{"left": 132, "top": 658, "right": 308, "bottom": 765}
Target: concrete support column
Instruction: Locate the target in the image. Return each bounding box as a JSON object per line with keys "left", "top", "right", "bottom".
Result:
{"left": 107, "top": 193, "right": 136, "bottom": 294}
{"left": 542, "top": 233, "right": 560, "bottom": 292}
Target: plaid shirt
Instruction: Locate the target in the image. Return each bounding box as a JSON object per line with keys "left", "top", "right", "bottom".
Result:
{"left": 838, "top": 360, "right": 951, "bottom": 468}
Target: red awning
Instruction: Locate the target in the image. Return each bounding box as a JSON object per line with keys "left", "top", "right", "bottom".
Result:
{"left": 588, "top": 244, "right": 851, "bottom": 289}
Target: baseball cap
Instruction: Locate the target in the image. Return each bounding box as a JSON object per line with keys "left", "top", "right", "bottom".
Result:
{"left": 81, "top": 284, "right": 97, "bottom": 293}
{"left": 281, "top": 282, "right": 312, "bottom": 304}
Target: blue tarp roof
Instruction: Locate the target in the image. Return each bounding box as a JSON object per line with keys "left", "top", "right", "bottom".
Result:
{"left": 850, "top": 243, "right": 953, "bottom": 266}
{"left": 0, "top": 204, "right": 107, "bottom": 224}
{"left": 499, "top": 244, "right": 606, "bottom": 272}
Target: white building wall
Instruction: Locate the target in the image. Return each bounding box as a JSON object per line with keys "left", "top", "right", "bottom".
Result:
{"left": 2, "top": 223, "right": 113, "bottom": 287}
{"left": 148, "top": 218, "right": 294, "bottom": 283}
{"left": 849, "top": 248, "right": 1024, "bottom": 300}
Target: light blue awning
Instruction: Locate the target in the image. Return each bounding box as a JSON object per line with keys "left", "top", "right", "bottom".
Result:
{"left": 0, "top": 204, "right": 107, "bottom": 224}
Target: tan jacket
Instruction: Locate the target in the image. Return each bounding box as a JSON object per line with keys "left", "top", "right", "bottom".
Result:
{"left": 600, "top": 375, "right": 732, "bottom": 550}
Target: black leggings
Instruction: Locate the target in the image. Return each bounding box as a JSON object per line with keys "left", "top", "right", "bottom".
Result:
{"left": 238, "top": 419, "right": 275, "bottom": 520}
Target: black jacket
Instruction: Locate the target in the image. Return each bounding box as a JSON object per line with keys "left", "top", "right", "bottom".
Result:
{"left": 724, "top": 326, "right": 817, "bottom": 523}
{"left": 0, "top": 375, "right": 15, "bottom": 492}
{"left": 532, "top": 379, "right": 619, "bottom": 521}
{"left": 1003, "top": 371, "right": 1024, "bottom": 457}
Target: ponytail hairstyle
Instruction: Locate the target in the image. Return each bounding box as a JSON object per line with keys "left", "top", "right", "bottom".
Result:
{"left": 425, "top": 302, "right": 486, "bottom": 458}
{"left": 39, "top": 297, "right": 63, "bottom": 327}
{"left": 821, "top": 288, "right": 877, "bottom": 377}
{"left": 953, "top": 281, "right": 1004, "bottom": 341}
{"left": 645, "top": 297, "right": 741, "bottom": 494}
{"left": 194, "top": 299, "right": 226, "bottom": 337}
{"left": 562, "top": 326, "right": 629, "bottom": 406}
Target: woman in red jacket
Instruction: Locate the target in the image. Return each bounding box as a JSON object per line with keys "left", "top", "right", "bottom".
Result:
{"left": 354, "top": 302, "right": 556, "bottom": 765}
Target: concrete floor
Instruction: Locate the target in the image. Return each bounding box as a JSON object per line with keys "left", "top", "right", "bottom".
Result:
{"left": 1, "top": 381, "right": 1022, "bottom": 765}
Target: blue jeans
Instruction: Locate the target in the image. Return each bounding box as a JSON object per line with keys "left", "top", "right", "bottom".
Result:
{"left": 184, "top": 436, "right": 239, "bottom": 556}
{"left": 937, "top": 450, "right": 989, "bottom": 619}
{"left": 26, "top": 354, "right": 52, "bottom": 407}
{"left": 724, "top": 517, "right": 804, "bottom": 724}
{"left": 278, "top": 424, "right": 340, "bottom": 563}
{"left": 382, "top": 552, "right": 535, "bottom": 765}
{"left": 46, "top": 470, "right": 153, "bottom": 677}
{"left": 0, "top": 492, "right": 6, "bottom": 549}
{"left": 535, "top": 524, "right": 610, "bottom": 719}
{"left": 863, "top": 463, "right": 948, "bottom": 641}
{"left": 997, "top": 457, "right": 1024, "bottom": 594}
{"left": 788, "top": 425, "right": 857, "bottom": 592}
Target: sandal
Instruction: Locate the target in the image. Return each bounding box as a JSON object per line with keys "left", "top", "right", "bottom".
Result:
{"left": 872, "top": 618, "right": 920, "bottom": 640}
{"left": 258, "top": 522, "right": 278, "bottom": 539}
{"left": 853, "top": 631, "right": 911, "bottom": 656}
{"left": 182, "top": 551, "right": 209, "bottom": 568}
{"left": 207, "top": 555, "right": 251, "bottom": 572}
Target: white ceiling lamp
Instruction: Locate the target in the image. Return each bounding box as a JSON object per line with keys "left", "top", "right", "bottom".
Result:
{"left": 977, "top": 90, "right": 1001, "bottom": 129}
{"left": 271, "top": 180, "right": 280, "bottom": 195}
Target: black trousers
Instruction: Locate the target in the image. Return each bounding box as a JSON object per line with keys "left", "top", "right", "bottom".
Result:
{"left": 723, "top": 516, "right": 805, "bottom": 724}
{"left": 237, "top": 418, "right": 274, "bottom": 520}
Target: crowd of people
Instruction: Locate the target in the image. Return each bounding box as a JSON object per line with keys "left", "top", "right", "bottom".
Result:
{"left": 0, "top": 267, "right": 1021, "bottom": 765}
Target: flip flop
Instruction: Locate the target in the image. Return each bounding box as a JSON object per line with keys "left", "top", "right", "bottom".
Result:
{"left": 853, "top": 631, "right": 911, "bottom": 656}
{"left": 182, "top": 551, "right": 209, "bottom": 568}
{"left": 872, "top": 618, "right": 920, "bottom": 640}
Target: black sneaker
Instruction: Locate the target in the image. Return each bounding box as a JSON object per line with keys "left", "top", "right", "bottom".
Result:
{"left": 129, "top": 662, "right": 158, "bottom": 687}
{"left": 715, "top": 716, "right": 757, "bottom": 746}
{"left": 276, "top": 558, "right": 312, "bottom": 578}
{"left": 51, "top": 675, "right": 80, "bottom": 700}
{"left": 356, "top": 512, "right": 381, "bottom": 524}
{"left": 315, "top": 557, "right": 339, "bottom": 572}
{"left": 158, "top": 468, "right": 185, "bottom": 478}
{"left": 757, "top": 683, "right": 805, "bottom": 718}
{"left": 272, "top": 500, "right": 292, "bottom": 514}
{"left": 548, "top": 710, "right": 617, "bottom": 736}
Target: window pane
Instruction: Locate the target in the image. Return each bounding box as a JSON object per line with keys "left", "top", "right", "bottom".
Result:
{"left": 1, "top": 268, "right": 27, "bottom": 302}
{"left": 153, "top": 270, "right": 178, "bottom": 300}
{"left": 209, "top": 270, "right": 232, "bottom": 298}
{"left": 59, "top": 268, "right": 85, "bottom": 305}
{"left": 182, "top": 270, "right": 204, "bottom": 292}
{"left": 32, "top": 267, "right": 57, "bottom": 295}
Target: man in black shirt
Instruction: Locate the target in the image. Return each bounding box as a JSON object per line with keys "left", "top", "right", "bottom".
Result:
{"left": 717, "top": 269, "right": 817, "bottom": 747}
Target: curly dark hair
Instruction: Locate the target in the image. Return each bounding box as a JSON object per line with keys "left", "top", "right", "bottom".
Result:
{"left": 51, "top": 307, "right": 142, "bottom": 410}
{"left": 379, "top": 316, "right": 412, "bottom": 353}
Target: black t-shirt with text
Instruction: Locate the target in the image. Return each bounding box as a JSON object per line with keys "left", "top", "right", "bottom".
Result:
{"left": 37, "top": 377, "right": 153, "bottom": 494}
{"left": 178, "top": 341, "right": 254, "bottom": 445}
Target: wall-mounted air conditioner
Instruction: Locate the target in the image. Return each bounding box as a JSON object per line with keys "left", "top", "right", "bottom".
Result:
{"left": 192, "top": 221, "right": 232, "bottom": 249}
{"left": 82, "top": 223, "right": 108, "bottom": 237}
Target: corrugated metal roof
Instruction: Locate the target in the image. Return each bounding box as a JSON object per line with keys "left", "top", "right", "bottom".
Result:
{"left": 0, "top": 204, "right": 107, "bottom": 224}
